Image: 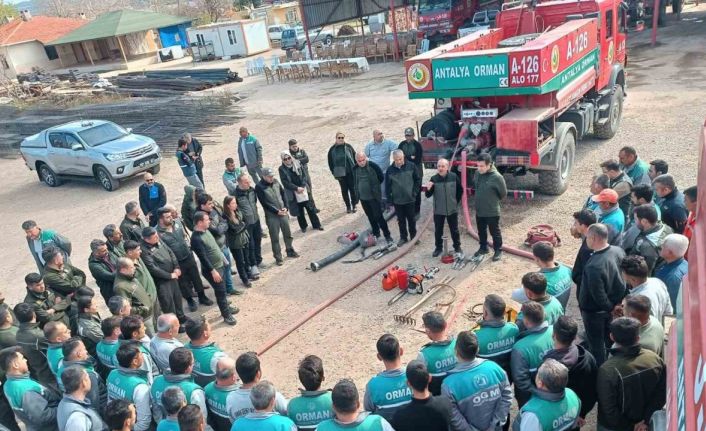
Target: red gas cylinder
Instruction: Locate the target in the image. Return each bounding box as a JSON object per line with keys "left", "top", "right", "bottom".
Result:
{"left": 396, "top": 268, "right": 409, "bottom": 290}
{"left": 382, "top": 273, "right": 397, "bottom": 291}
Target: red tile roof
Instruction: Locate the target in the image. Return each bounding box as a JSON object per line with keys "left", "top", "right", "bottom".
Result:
{"left": 0, "top": 16, "right": 87, "bottom": 46}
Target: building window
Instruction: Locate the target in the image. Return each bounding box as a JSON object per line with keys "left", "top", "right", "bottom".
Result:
{"left": 196, "top": 34, "right": 206, "bottom": 45}
{"left": 605, "top": 10, "right": 613, "bottom": 38}
{"left": 286, "top": 9, "right": 297, "bottom": 23}
{"left": 0, "top": 55, "right": 8, "bottom": 69}
{"left": 227, "top": 30, "right": 236, "bottom": 45}
{"left": 44, "top": 46, "right": 59, "bottom": 60}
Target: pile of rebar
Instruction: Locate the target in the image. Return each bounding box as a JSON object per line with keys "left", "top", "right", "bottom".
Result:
{"left": 111, "top": 69, "right": 243, "bottom": 97}
{"left": 0, "top": 94, "right": 245, "bottom": 156}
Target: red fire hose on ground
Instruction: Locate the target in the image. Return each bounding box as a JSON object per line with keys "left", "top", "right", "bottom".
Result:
{"left": 257, "top": 212, "right": 435, "bottom": 356}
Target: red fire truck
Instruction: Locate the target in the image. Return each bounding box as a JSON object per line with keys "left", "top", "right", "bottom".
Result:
{"left": 417, "top": 0, "right": 502, "bottom": 45}
{"left": 406, "top": 0, "right": 628, "bottom": 194}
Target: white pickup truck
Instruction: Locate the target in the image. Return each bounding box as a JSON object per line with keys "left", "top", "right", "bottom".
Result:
{"left": 281, "top": 26, "right": 334, "bottom": 50}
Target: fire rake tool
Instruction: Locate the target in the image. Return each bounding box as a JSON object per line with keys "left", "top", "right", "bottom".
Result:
{"left": 393, "top": 278, "right": 455, "bottom": 326}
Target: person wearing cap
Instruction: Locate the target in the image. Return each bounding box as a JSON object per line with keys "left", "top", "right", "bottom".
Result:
{"left": 288, "top": 139, "right": 317, "bottom": 209}
{"left": 279, "top": 151, "right": 323, "bottom": 233}
{"left": 592, "top": 188, "right": 624, "bottom": 245}
{"left": 255, "top": 168, "right": 299, "bottom": 266}
{"left": 399, "top": 127, "right": 424, "bottom": 215}
{"left": 140, "top": 227, "right": 186, "bottom": 325}
{"left": 600, "top": 159, "right": 633, "bottom": 224}
{"left": 138, "top": 173, "right": 167, "bottom": 227}
{"left": 328, "top": 132, "right": 358, "bottom": 214}
{"left": 237, "top": 127, "right": 264, "bottom": 183}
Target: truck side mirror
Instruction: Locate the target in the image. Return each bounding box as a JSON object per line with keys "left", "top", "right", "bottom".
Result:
{"left": 126, "top": 128, "right": 133, "bottom": 134}
{"left": 71, "top": 143, "right": 84, "bottom": 151}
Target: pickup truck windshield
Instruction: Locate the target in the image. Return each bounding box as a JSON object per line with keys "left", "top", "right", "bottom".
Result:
{"left": 419, "top": 0, "right": 452, "bottom": 12}
{"left": 78, "top": 123, "right": 128, "bottom": 147}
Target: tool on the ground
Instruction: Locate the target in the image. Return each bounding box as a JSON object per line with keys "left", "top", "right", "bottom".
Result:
{"left": 393, "top": 277, "right": 455, "bottom": 325}
{"left": 524, "top": 224, "right": 561, "bottom": 247}
{"left": 453, "top": 252, "right": 486, "bottom": 271}
{"left": 439, "top": 236, "right": 455, "bottom": 264}
{"left": 408, "top": 273, "right": 425, "bottom": 294}
{"left": 342, "top": 241, "right": 397, "bottom": 263}
{"left": 463, "top": 303, "right": 519, "bottom": 329}
{"left": 423, "top": 266, "right": 440, "bottom": 279}
{"left": 397, "top": 267, "right": 410, "bottom": 290}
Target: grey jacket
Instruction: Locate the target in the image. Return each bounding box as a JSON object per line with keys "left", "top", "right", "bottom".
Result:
{"left": 59, "top": 359, "right": 107, "bottom": 413}
{"left": 237, "top": 135, "right": 263, "bottom": 168}
{"left": 441, "top": 359, "right": 512, "bottom": 431}
{"left": 57, "top": 395, "right": 107, "bottom": 431}
{"left": 149, "top": 336, "right": 184, "bottom": 372}
{"left": 234, "top": 186, "right": 261, "bottom": 225}
{"left": 156, "top": 220, "right": 192, "bottom": 262}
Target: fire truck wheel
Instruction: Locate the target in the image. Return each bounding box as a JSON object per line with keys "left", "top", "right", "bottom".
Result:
{"left": 594, "top": 85, "right": 624, "bottom": 139}
{"left": 538, "top": 127, "right": 575, "bottom": 195}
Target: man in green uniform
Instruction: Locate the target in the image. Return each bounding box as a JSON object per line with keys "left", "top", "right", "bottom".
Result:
{"left": 77, "top": 296, "right": 103, "bottom": 358}
{"left": 41, "top": 247, "right": 87, "bottom": 299}
{"left": 287, "top": 355, "right": 334, "bottom": 430}
{"left": 124, "top": 241, "right": 160, "bottom": 326}
{"left": 43, "top": 321, "right": 70, "bottom": 378}
{"left": 23, "top": 273, "right": 70, "bottom": 328}
{"left": 106, "top": 341, "right": 158, "bottom": 431}
{"left": 113, "top": 257, "right": 155, "bottom": 336}
{"left": 416, "top": 311, "right": 456, "bottom": 395}
{"left": 441, "top": 331, "right": 512, "bottom": 431}
{"left": 364, "top": 334, "right": 411, "bottom": 421}
{"left": 425, "top": 158, "right": 463, "bottom": 256}
{"left": 255, "top": 168, "right": 299, "bottom": 265}
{"left": 474, "top": 153, "right": 508, "bottom": 261}
{"left": 185, "top": 316, "right": 227, "bottom": 387}
{"left": 14, "top": 303, "right": 57, "bottom": 390}
{"left": 385, "top": 150, "right": 421, "bottom": 247}
{"left": 205, "top": 356, "right": 239, "bottom": 431}
{"left": 151, "top": 348, "right": 208, "bottom": 424}
{"left": 512, "top": 359, "right": 580, "bottom": 430}
{"left": 398, "top": 127, "right": 424, "bottom": 215}
{"left": 103, "top": 224, "right": 126, "bottom": 260}
{"left": 96, "top": 316, "right": 122, "bottom": 373}
{"left": 0, "top": 347, "right": 60, "bottom": 431}
{"left": 316, "top": 379, "right": 394, "bottom": 431}
{"left": 474, "top": 294, "right": 519, "bottom": 377}
{"left": 514, "top": 272, "right": 564, "bottom": 331}
{"left": 511, "top": 302, "right": 555, "bottom": 407}
{"left": 0, "top": 306, "right": 17, "bottom": 349}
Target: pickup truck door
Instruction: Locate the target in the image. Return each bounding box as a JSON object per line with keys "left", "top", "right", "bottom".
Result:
{"left": 65, "top": 134, "right": 93, "bottom": 175}
{"left": 47, "top": 132, "right": 78, "bottom": 175}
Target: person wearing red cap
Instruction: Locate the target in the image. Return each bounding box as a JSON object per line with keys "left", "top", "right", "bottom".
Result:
{"left": 592, "top": 189, "right": 624, "bottom": 244}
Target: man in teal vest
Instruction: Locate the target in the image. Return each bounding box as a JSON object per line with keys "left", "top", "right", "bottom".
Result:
{"left": 441, "top": 331, "right": 512, "bottom": 431}
{"left": 237, "top": 127, "right": 264, "bottom": 183}
{"left": 425, "top": 158, "right": 463, "bottom": 256}
{"left": 106, "top": 341, "right": 158, "bottom": 431}
{"left": 57, "top": 365, "right": 108, "bottom": 431}
{"left": 205, "top": 357, "right": 239, "bottom": 431}
{"left": 57, "top": 338, "right": 107, "bottom": 414}
{"left": 120, "top": 315, "right": 159, "bottom": 384}
{"left": 515, "top": 272, "right": 564, "bottom": 331}
{"left": 22, "top": 220, "right": 72, "bottom": 273}
{"left": 96, "top": 316, "right": 122, "bottom": 373}
{"left": 185, "top": 316, "right": 227, "bottom": 387}
{"left": 287, "top": 355, "right": 333, "bottom": 430}
{"left": 473, "top": 294, "right": 519, "bottom": 377}
{"left": 317, "top": 379, "right": 394, "bottom": 431}
{"left": 511, "top": 302, "right": 555, "bottom": 407}
{"left": 364, "top": 334, "right": 412, "bottom": 421}
{"left": 415, "top": 311, "right": 456, "bottom": 395}
{"left": 0, "top": 347, "right": 60, "bottom": 431}
{"left": 512, "top": 359, "right": 580, "bottom": 431}
{"left": 44, "top": 320, "right": 71, "bottom": 378}
{"left": 231, "top": 352, "right": 288, "bottom": 422}
{"left": 157, "top": 387, "right": 185, "bottom": 431}
{"left": 618, "top": 146, "right": 651, "bottom": 186}
{"left": 151, "top": 348, "right": 208, "bottom": 424}
{"left": 512, "top": 242, "right": 574, "bottom": 309}
{"left": 231, "top": 380, "right": 296, "bottom": 431}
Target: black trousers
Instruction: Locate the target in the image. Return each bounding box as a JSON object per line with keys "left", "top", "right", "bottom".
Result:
{"left": 178, "top": 254, "right": 205, "bottom": 300}
{"left": 195, "top": 162, "right": 205, "bottom": 187}
{"left": 156, "top": 280, "right": 186, "bottom": 322}
{"left": 337, "top": 175, "right": 358, "bottom": 209}
{"left": 434, "top": 213, "right": 461, "bottom": 249}
{"left": 230, "top": 246, "right": 251, "bottom": 285}
{"left": 394, "top": 203, "right": 417, "bottom": 241}
{"left": 202, "top": 266, "right": 231, "bottom": 318}
{"left": 476, "top": 215, "right": 502, "bottom": 251}
{"left": 0, "top": 381, "right": 19, "bottom": 431}
{"left": 297, "top": 201, "right": 322, "bottom": 229}
{"left": 361, "top": 199, "right": 390, "bottom": 238}
{"left": 581, "top": 310, "right": 612, "bottom": 366}
{"left": 246, "top": 222, "right": 263, "bottom": 266}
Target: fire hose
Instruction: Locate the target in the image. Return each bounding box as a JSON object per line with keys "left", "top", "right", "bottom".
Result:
{"left": 257, "top": 212, "right": 434, "bottom": 356}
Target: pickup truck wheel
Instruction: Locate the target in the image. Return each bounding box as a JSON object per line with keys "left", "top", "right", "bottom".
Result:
{"left": 95, "top": 166, "right": 120, "bottom": 192}
{"left": 38, "top": 163, "right": 62, "bottom": 187}
{"left": 594, "top": 85, "right": 624, "bottom": 139}
{"left": 148, "top": 164, "right": 161, "bottom": 175}
{"left": 324, "top": 35, "right": 333, "bottom": 46}
{"left": 538, "top": 128, "right": 575, "bottom": 195}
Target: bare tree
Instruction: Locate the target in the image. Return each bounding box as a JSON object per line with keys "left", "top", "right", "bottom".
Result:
{"left": 199, "top": 0, "right": 230, "bottom": 22}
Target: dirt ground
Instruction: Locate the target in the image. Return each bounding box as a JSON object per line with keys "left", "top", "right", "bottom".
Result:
{"left": 1, "top": 3, "right": 705, "bottom": 417}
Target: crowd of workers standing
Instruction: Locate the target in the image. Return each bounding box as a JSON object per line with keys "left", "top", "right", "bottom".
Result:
{"left": 0, "top": 124, "right": 698, "bottom": 431}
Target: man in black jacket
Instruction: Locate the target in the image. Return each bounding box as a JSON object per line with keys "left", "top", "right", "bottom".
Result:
{"left": 13, "top": 302, "right": 58, "bottom": 391}
{"left": 156, "top": 206, "right": 212, "bottom": 311}
{"left": 140, "top": 227, "right": 186, "bottom": 325}
{"left": 354, "top": 152, "right": 392, "bottom": 243}
{"left": 328, "top": 132, "right": 358, "bottom": 213}
{"left": 289, "top": 139, "right": 316, "bottom": 208}
{"left": 571, "top": 209, "right": 597, "bottom": 291}
{"left": 138, "top": 173, "right": 167, "bottom": 227}
{"left": 120, "top": 201, "right": 146, "bottom": 243}
{"left": 579, "top": 223, "right": 626, "bottom": 366}
{"left": 425, "top": 158, "right": 463, "bottom": 256}
{"left": 279, "top": 151, "right": 322, "bottom": 233}
{"left": 386, "top": 150, "right": 421, "bottom": 247}
{"left": 390, "top": 360, "right": 452, "bottom": 431}
{"left": 543, "top": 316, "right": 597, "bottom": 428}
{"left": 398, "top": 127, "right": 424, "bottom": 216}
{"left": 87, "top": 239, "right": 117, "bottom": 301}
{"left": 184, "top": 133, "right": 205, "bottom": 187}
{"left": 235, "top": 173, "right": 263, "bottom": 276}
{"left": 256, "top": 168, "right": 298, "bottom": 265}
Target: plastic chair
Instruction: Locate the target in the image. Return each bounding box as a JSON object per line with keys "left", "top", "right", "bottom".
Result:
{"left": 270, "top": 56, "right": 280, "bottom": 68}
{"left": 245, "top": 60, "right": 255, "bottom": 76}
{"left": 255, "top": 57, "right": 266, "bottom": 74}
